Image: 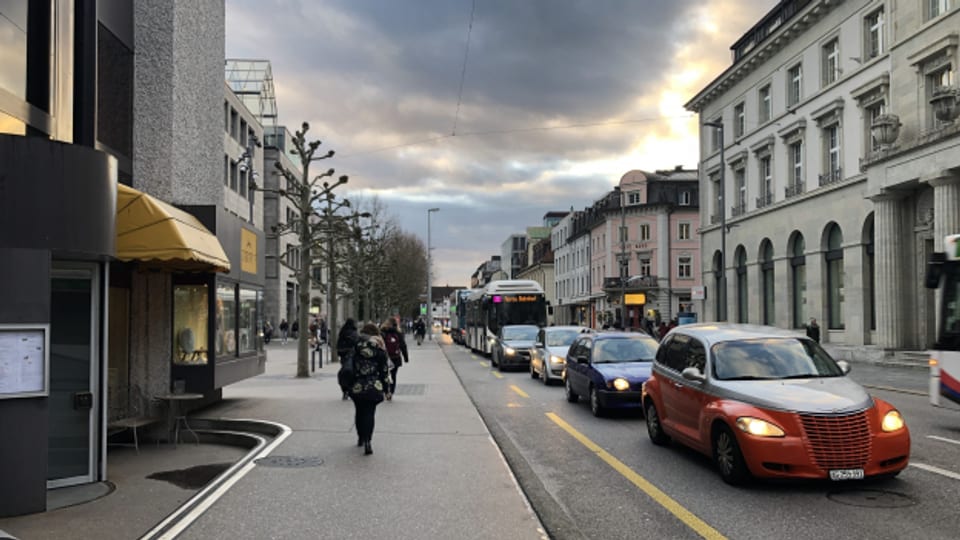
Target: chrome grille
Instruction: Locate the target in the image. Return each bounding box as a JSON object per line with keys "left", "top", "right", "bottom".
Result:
{"left": 799, "top": 411, "right": 871, "bottom": 471}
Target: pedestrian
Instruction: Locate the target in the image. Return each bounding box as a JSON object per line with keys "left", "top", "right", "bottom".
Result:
{"left": 319, "top": 318, "right": 328, "bottom": 345}
{"left": 291, "top": 319, "right": 299, "bottom": 339}
{"left": 337, "top": 318, "right": 360, "bottom": 400}
{"left": 348, "top": 323, "right": 392, "bottom": 455}
{"left": 380, "top": 317, "right": 409, "bottom": 400}
{"left": 806, "top": 318, "right": 821, "bottom": 343}
{"left": 279, "top": 319, "right": 289, "bottom": 344}
{"left": 658, "top": 322, "right": 669, "bottom": 341}
{"left": 413, "top": 318, "right": 426, "bottom": 345}
{"left": 263, "top": 320, "right": 273, "bottom": 344}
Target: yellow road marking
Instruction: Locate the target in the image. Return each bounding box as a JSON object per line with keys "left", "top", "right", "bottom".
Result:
{"left": 510, "top": 385, "right": 529, "bottom": 398}
{"left": 492, "top": 372, "right": 504, "bottom": 379}
{"left": 546, "top": 412, "right": 726, "bottom": 540}
{"left": 480, "top": 361, "right": 490, "bottom": 367}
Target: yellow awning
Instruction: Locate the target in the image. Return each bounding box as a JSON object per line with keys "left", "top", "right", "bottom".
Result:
{"left": 116, "top": 184, "right": 231, "bottom": 273}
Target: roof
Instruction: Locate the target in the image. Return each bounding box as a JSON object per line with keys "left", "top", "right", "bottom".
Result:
{"left": 665, "top": 323, "right": 807, "bottom": 347}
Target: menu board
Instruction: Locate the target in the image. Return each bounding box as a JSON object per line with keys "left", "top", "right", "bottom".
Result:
{"left": 0, "top": 326, "right": 49, "bottom": 398}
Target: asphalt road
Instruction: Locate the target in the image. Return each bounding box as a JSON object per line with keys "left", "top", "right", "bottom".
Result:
{"left": 441, "top": 338, "right": 960, "bottom": 540}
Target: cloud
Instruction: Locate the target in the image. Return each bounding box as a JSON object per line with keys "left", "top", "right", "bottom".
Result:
{"left": 226, "top": 0, "right": 777, "bottom": 285}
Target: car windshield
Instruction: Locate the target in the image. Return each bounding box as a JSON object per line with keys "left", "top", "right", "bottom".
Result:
{"left": 592, "top": 337, "right": 657, "bottom": 363}
{"left": 545, "top": 329, "right": 581, "bottom": 347}
{"left": 503, "top": 327, "right": 538, "bottom": 341}
{"left": 712, "top": 338, "right": 844, "bottom": 380}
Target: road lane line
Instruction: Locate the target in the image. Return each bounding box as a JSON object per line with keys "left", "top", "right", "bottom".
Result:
{"left": 546, "top": 412, "right": 727, "bottom": 540}
{"left": 862, "top": 384, "right": 926, "bottom": 396}
{"left": 510, "top": 385, "right": 529, "bottom": 398}
{"left": 480, "top": 361, "right": 490, "bottom": 367}
{"left": 492, "top": 372, "right": 504, "bottom": 379}
{"left": 927, "top": 435, "right": 960, "bottom": 446}
{"left": 910, "top": 462, "right": 960, "bottom": 481}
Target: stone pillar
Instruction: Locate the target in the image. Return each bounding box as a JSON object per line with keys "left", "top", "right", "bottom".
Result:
{"left": 806, "top": 250, "right": 825, "bottom": 335}
{"left": 774, "top": 256, "right": 791, "bottom": 329}
{"left": 747, "top": 261, "right": 762, "bottom": 324}
{"left": 928, "top": 173, "right": 960, "bottom": 251}
{"left": 872, "top": 195, "right": 904, "bottom": 349}
{"left": 843, "top": 242, "right": 865, "bottom": 345}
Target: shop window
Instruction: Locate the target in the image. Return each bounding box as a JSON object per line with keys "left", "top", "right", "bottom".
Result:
{"left": 216, "top": 284, "right": 237, "bottom": 357}
{"left": 173, "top": 285, "right": 209, "bottom": 365}
{"left": 239, "top": 288, "right": 259, "bottom": 353}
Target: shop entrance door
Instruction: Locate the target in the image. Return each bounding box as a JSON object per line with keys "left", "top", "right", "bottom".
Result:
{"left": 48, "top": 267, "right": 100, "bottom": 488}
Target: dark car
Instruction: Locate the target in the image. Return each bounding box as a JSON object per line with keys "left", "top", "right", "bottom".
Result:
{"left": 564, "top": 332, "right": 659, "bottom": 417}
{"left": 491, "top": 324, "right": 540, "bottom": 371}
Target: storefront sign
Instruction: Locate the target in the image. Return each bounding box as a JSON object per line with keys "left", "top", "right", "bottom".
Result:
{"left": 241, "top": 228, "right": 257, "bottom": 274}
{"left": 624, "top": 293, "right": 646, "bottom": 305}
{"left": 691, "top": 286, "right": 706, "bottom": 300}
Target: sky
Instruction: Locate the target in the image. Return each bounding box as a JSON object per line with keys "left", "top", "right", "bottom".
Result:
{"left": 225, "top": 0, "right": 779, "bottom": 287}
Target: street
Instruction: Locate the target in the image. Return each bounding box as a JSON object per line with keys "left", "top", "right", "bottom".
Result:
{"left": 440, "top": 338, "right": 960, "bottom": 540}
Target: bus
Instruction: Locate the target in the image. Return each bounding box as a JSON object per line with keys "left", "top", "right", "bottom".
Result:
{"left": 451, "top": 288, "right": 477, "bottom": 345}
{"left": 925, "top": 234, "right": 960, "bottom": 407}
{"left": 465, "top": 280, "right": 548, "bottom": 355}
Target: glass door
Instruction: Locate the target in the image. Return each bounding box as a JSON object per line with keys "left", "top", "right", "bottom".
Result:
{"left": 48, "top": 267, "right": 100, "bottom": 487}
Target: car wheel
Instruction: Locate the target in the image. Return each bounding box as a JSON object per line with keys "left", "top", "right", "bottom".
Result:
{"left": 590, "top": 386, "right": 603, "bottom": 417}
{"left": 498, "top": 357, "right": 506, "bottom": 372}
{"left": 492, "top": 350, "right": 498, "bottom": 367}
{"left": 530, "top": 360, "right": 538, "bottom": 379}
{"left": 540, "top": 363, "right": 550, "bottom": 385}
{"left": 713, "top": 425, "right": 750, "bottom": 486}
{"left": 645, "top": 400, "right": 670, "bottom": 446}
{"left": 565, "top": 376, "right": 578, "bottom": 403}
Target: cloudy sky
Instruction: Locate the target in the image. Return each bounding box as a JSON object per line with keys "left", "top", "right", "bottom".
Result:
{"left": 225, "top": 0, "right": 777, "bottom": 286}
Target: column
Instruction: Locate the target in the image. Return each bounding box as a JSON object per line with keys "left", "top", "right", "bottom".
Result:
{"left": 872, "top": 195, "right": 903, "bottom": 349}
{"left": 928, "top": 173, "right": 960, "bottom": 251}
{"left": 773, "top": 256, "right": 791, "bottom": 329}
{"left": 747, "top": 261, "right": 762, "bottom": 324}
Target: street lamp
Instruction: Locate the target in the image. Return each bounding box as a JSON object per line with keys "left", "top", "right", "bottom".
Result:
{"left": 427, "top": 207, "right": 440, "bottom": 340}
{"left": 613, "top": 186, "right": 627, "bottom": 328}
{"left": 704, "top": 120, "right": 727, "bottom": 321}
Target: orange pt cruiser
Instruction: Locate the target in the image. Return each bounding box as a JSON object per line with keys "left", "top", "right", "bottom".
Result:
{"left": 642, "top": 324, "right": 910, "bottom": 485}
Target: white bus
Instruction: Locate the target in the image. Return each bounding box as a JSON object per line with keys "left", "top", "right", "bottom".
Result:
{"left": 465, "top": 280, "right": 548, "bottom": 356}
{"left": 925, "top": 234, "right": 960, "bottom": 407}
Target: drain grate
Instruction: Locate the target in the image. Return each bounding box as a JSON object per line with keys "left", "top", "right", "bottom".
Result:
{"left": 147, "top": 463, "right": 232, "bottom": 490}
{"left": 254, "top": 455, "right": 325, "bottom": 468}
{"left": 393, "top": 384, "right": 426, "bottom": 396}
{"left": 827, "top": 489, "right": 915, "bottom": 508}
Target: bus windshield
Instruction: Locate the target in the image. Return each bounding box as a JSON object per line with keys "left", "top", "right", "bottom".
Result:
{"left": 939, "top": 263, "right": 960, "bottom": 348}
{"left": 489, "top": 296, "right": 546, "bottom": 334}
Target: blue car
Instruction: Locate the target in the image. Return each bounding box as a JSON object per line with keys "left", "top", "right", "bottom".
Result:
{"left": 564, "top": 332, "right": 659, "bottom": 417}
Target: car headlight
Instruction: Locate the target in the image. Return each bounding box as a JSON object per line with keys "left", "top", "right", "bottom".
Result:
{"left": 881, "top": 410, "right": 905, "bottom": 432}
{"left": 612, "top": 378, "right": 630, "bottom": 391}
{"left": 503, "top": 346, "right": 516, "bottom": 355}
{"left": 736, "top": 417, "right": 785, "bottom": 437}
{"left": 550, "top": 355, "right": 565, "bottom": 364}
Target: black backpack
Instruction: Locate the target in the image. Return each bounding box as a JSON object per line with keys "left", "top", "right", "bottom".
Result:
{"left": 337, "top": 347, "right": 356, "bottom": 392}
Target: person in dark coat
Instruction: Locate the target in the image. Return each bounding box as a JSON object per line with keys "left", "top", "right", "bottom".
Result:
{"left": 380, "top": 318, "right": 409, "bottom": 400}
{"left": 806, "top": 318, "right": 821, "bottom": 343}
{"left": 349, "top": 323, "right": 392, "bottom": 455}
{"left": 337, "top": 318, "right": 360, "bottom": 400}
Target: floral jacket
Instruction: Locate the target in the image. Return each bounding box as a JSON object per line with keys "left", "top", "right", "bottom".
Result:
{"left": 349, "top": 335, "right": 392, "bottom": 401}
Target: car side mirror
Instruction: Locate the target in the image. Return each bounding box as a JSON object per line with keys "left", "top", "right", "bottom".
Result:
{"left": 535, "top": 341, "right": 544, "bottom": 348}
{"left": 681, "top": 367, "right": 706, "bottom": 383}
{"left": 577, "top": 355, "right": 589, "bottom": 364}
{"left": 836, "top": 360, "right": 851, "bottom": 375}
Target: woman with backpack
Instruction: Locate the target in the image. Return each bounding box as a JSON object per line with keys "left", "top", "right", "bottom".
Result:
{"left": 380, "top": 318, "right": 409, "bottom": 401}
{"left": 346, "top": 323, "right": 392, "bottom": 455}
{"left": 337, "top": 318, "right": 360, "bottom": 400}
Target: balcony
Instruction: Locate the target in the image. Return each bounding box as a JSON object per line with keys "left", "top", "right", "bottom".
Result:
{"left": 731, "top": 203, "right": 746, "bottom": 217}
{"left": 785, "top": 181, "right": 804, "bottom": 198}
{"left": 818, "top": 167, "right": 843, "bottom": 187}
{"left": 603, "top": 275, "right": 659, "bottom": 291}
{"left": 755, "top": 191, "right": 773, "bottom": 209}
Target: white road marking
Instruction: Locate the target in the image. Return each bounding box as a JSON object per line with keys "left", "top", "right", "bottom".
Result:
{"left": 927, "top": 435, "right": 960, "bottom": 446}
{"left": 910, "top": 462, "right": 960, "bottom": 481}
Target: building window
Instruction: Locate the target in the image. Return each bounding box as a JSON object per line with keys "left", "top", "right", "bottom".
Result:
{"left": 230, "top": 160, "right": 239, "bottom": 191}
{"left": 216, "top": 284, "right": 237, "bottom": 357}
{"left": 759, "top": 85, "right": 771, "bottom": 123}
{"left": 618, "top": 225, "right": 629, "bottom": 244}
{"left": 627, "top": 191, "right": 641, "bottom": 205}
{"left": 239, "top": 168, "right": 248, "bottom": 198}
{"left": 822, "top": 38, "right": 840, "bottom": 86}
{"left": 758, "top": 156, "right": 772, "bottom": 208}
{"left": 761, "top": 242, "right": 775, "bottom": 325}
{"left": 736, "top": 248, "right": 748, "bottom": 323}
{"left": 927, "top": 65, "right": 955, "bottom": 130}
{"left": 865, "top": 219, "right": 875, "bottom": 330}
{"left": 678, "top": 222, "right": 691, "bottom": 240}
{"left": 733, "top": 167, "right": 746, "bottom": 216}
{"left": 240, "top": 119, "right": 248, "bottom": 146}
{"left": 239, "top": 288, "right": 260, "bottom": 354}
{"left": 865, "top": 101, "right": 886, "bottom": 153}
{"left": 821, "top": 124, "right": 842, "bottom": 185}
{"left": 734, "top": 102, "right": 745, "bottom": 137}
{"left": 864, "top": 8, "right": 884, "bottom": 59}
{"left": 791, "top": 235, "right": 806, "bottom": 328}
{"left": 714, "top": 252, "right": 725, "bottom": 321}
{"left": 640, "top": 257, "right": 651, "bottom": 277}
{"left": 826, "top": 224, "right": 845, "bottom": 329}
{"left": 788, "top": 141, "right": 804, "bottom": 196}
{"left": 679, "top": 191, "right": 691, "bottom": 206}
{"left": 678, "top": 256, "right": 692, "bottom": 279}
{"left": 230, "top": 108, "right": 239, "bottom": 140}
{"left": 173, "top": 284, "right": 210, "bottom": 365}
{"left": 711, "top": 172, "right": 722, "bottom": 223}
{"left": 224, "top": 155, "right": 229, "bottom": 186}
{"left": 0, "top": 1, "right": 27, "bottom": 99}
{"left": 710, "top": 117, "right": 722, "bottom": 152}
{"left": 640, "top": 224, "right": 650, "bottom": 241}
{"left": 788, "top": 63, "right": 803, "bottom": 106}
{"left": 928, "top": 0, "right": 951, "bottom": 19}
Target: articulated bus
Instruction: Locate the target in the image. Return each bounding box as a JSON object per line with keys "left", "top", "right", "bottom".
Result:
{"left": 925, "top": 234, "right": 960, "bottom": 407}
{"left": 465, "top": 280, "right": 548, "bottom": 356}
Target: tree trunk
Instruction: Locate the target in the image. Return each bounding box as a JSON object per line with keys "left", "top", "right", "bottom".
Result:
{"left": 296, "top": 162, "right": 311, "bottom": 378}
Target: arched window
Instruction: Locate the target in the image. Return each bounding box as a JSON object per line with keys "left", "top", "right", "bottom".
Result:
{"left": 760, "top": 240, "right": 774, "bottom": 325}
{"left": 864, "top": 215, "right": 875, "bottom": 331}
{"left": 790, "top": 233, "right": 806, "bottom": 328}
{"left": 736, "top": 246, "right": 748, "bottom": 323}
{"left": 826, "top": 223, "right": 845, "bottom": 329}
{"left": 713, "top": 251, "right": 724, "bottom": 321}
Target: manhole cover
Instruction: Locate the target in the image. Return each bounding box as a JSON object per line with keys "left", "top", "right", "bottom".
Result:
{"left": 394, "top": 384, "right": 425, "bottom": 396}
{"left": 147, "top": 463, "right": 232, "bottom": 490}
{"left": 827, "top": 489, "right": 915, "bottom": 508}
{"left": 255, "top": 455, "right": 325, "bottom": 468}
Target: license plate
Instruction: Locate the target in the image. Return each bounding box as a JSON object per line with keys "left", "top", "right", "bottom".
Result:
{"left": 829, "top": 469, "right": 864, "bottom": 481}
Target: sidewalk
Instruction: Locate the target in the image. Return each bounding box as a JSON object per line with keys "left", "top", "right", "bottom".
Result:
{"left": 0, "top": 338, "right": 547, "bottom": 540}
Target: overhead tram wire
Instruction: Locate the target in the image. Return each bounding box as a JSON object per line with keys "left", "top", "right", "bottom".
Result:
{"left": 451, "top": 0, "right": 477, "bottom": 136}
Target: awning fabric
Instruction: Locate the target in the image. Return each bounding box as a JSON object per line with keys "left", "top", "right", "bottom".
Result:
{"left": 116, "top": 184, "right": 231, "bottom": 273}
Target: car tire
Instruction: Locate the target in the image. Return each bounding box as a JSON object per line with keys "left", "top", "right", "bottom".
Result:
{"left": 565, "top": 376, "right": 578, "bottom": 403}
{"left": 590, "top": 386, "right": 604, "bottom": 417}
{"left": 540, "top": 363, "right": 549, "bottom": 385}
{"left": 530, "top": 361, "right": 538, "bottom": 379}
{"left": 492, "top": 350, "right": 498, "bottom": 367}
{"left": 498, "top": 358, "right": 506, "bottom": 372}
{"left": 645, "top": 400, "right": 670, "bottom": 446}
{"left": 713, "top": 424, "right": 750, "bottom": 486}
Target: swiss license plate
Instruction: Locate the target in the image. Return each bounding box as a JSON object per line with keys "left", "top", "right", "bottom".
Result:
{"left": 829, "top": 469, "right": 865, "bottom": 481}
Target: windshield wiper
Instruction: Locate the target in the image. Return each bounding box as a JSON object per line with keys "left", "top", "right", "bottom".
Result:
{"left": 721, "top": 375, "right": 775, "bottom": 381}
{"left": 779, "top": 373, "right": 821, "bottom": 380}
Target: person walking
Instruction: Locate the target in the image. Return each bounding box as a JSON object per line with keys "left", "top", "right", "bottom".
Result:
{"left": 348, "top": 323, "right": 392, "bottom": 455}
{"left": 380, "top": 318, "right": 409, "bottom": 401}
{"left": 413, "top": 318, "right": 426, "bottom": 345}
{"left": 337, "top": 318, "right": 360, "bottom": 400}
{"left": 279, "top": 319, "right": 289, "bottom": 344}
{"left": 319, "top": 318, "right": 328, "bottom": 345}
{"left": 806, "top": 318, "right": 821, "bottom": 343}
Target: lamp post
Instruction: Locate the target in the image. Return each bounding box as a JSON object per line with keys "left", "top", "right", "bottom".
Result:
{"left": 427, "top": 207, "right": 440, "bottom": 340}
{"left": 614, "top": 186, "right": 627, "bottom": 328}
{"left": 704, "top": 120, "right": 727, "bottom": 321}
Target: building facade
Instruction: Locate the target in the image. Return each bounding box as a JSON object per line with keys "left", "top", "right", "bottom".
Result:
{"left": 552, "top": 210, "right": 592, "bottom": 326}
{"left": 500, "top": 234, "right": 527, "bottom": 279}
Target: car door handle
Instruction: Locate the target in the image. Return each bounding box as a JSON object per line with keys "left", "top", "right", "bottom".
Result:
{"left": 673, "top": 382, "right": 683, "bottom": 389}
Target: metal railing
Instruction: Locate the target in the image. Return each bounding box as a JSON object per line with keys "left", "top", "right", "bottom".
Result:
{"left": 731, "top": 203, "right": 746, "bottom": 217}
{"left": 755, "top": 191, "right": 773, "bottom": 208}
{"left": 818, "top": 167, "right": 843, "bottom": 187}
{"left": 785, "top": 181, "right": 805, "bottom": 198}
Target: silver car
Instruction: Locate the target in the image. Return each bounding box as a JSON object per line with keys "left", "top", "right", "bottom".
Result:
{"left": 529, "top": 326, "right": 592, "bottom": 385}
